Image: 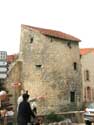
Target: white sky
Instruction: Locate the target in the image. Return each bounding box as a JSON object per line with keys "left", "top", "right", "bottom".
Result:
{"left": 0, "top": 0, "right": 94, "bottom": 54}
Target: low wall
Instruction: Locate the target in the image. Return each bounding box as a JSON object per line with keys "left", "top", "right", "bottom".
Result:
{"left": 38, "top": 111, "right": 84, "bottom": 123}
{"left": 57, "top": 111, "right": 84, "bottom": 123}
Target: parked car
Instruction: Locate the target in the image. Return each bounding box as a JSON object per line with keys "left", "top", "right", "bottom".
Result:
{"left": 84, "top": 102, "right": 94, "bottom": 125}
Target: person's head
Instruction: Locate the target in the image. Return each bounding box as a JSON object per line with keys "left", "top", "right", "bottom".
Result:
{"left": 25, "top": 90, "right": 28, "bottom": 94}
{"left": 22, "top": 93, "right": 29, "bottom": 101}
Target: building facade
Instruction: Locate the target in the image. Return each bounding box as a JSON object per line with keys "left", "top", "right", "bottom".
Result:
{"left": 17, "top": 24, "right": 82, "bottom": 114}
{"left": 80, "top": 48, "right": 94, "bottom": 102}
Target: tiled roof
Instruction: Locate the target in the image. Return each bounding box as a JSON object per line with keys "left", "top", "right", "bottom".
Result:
{"left": 22, "top": 24, "right": 81, "bottom": 42}
{"left": 80, "top": 48, "right": 94, "bottom": 55}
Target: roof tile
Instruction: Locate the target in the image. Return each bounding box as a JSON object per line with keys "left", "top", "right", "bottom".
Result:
{"left": 22, "top": 24, "right": 81, "bottom": 42}
{"left": 80, "top": 48, "right": 94, "bottom": 55}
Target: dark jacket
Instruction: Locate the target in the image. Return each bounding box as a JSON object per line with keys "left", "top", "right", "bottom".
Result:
{"left": 17, "top": 100, "right": 35, "bottom": 125}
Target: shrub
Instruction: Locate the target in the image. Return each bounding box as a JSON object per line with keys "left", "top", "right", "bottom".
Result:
{"left": 45, "top": 112, "right": 65, "bottom": 123}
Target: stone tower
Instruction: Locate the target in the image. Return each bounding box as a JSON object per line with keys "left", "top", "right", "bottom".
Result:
{"left": 19, "top": 24, "right": 82, "bottom": 114}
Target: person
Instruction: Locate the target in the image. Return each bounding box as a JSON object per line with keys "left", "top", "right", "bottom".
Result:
{"left": 30, "top": 101, "right": 37, "bottom": 125}
{"left": 17, "top": 89, "right": 25, "bottom": 110}
{"left": 17, "top": 93, "right": 35, "bottom": 125}
{"left": 17, "top": 90, "right": 35, "bottom": 105}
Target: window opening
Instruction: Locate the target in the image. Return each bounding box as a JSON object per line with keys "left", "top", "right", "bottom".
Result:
{"left": 30, "top": 37, "right": 33, "bottom": 43}
{"left": 85, "top": 70, "right": 89, "bottom": 81}
{"left": 67, "top": 42, "right": 71, "bottom": 48}
{"left": 36, "top": 64, "right": 42, "bottom": 68}
{"left": 70, "top": 91, "right": 75, "bottom": 102}
{"left": 73, "top": 62, "right": 77, "bottom": 70}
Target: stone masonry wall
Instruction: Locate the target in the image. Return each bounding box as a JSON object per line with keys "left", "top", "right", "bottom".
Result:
{"left": 5, "top": 61, "right": 22, "bottom": 106}
{"left": 19, "top": 26, "right": 82, "bottom": 114}
{"left": 81, "top": 52, "right": 94, "bottom": 101}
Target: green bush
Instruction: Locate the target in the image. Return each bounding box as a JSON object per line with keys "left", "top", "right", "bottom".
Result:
{"left": 45, "top": 112, "right": 65, "bottom": 123}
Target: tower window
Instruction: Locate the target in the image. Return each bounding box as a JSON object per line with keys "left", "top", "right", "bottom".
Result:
{"left": 30, "top": 37, "right": 33, "bottom": 43}
{"left": 36, "top": 64, "right": 42, "bottom": 68}
{"left": 67, "top": 42, "right": 71, "bottom": 48}
{"left": 84, "top": 70, "right": 90, "bottom": 81}
{"left": 70, "top": 91, "right": 75, "bottom": 102}
{"left": 73, "top": 62, "right": 77, "bottom": 70}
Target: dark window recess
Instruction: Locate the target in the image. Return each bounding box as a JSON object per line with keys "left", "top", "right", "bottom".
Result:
{"left": 36, "top": 65, "right": 42, "bottom": 68}
{"left": 70, "top": 91, "right": 75, "bottom": 102}
{"left": 67, "top": 42, "right": 71, "bottom": 48}
{"left": 85, "top": 70, "right": 89, "bottom": 81}
{"left": 50, "top": 38, "right": 53, "bottom": 42}
{"left": 73, "top": 62, "right": 77, "bottom": 70}
{"left": 30, "top": 37, "right": 33, "bottom": 43}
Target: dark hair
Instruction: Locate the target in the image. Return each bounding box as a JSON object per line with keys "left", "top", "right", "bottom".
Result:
{"left": 23, "top": 93, "right": 29, "bottom": 100}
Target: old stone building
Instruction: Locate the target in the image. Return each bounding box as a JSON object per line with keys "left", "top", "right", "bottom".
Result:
{"left": 6, "top": 54, "right": 22, "bottom": 105}
{"left": 80, "top": 48, "right": 94, "bottom": 102}
{"left": 6, "top": 24, "right": 83, "bottom": 114}
{"left": 16, "top": 24, "right": 82, "bottom": 114}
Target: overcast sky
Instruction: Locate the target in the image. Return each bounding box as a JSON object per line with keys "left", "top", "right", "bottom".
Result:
{"left": 0, "top": 0, "right": 94, "bottom": 54}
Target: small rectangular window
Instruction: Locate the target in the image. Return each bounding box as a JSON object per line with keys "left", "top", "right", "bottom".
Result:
{"left": 30, "top": 37, "right": 33, "bottom": 43}
{"left": 84, "top": 70, "right": 90, "bottom": 81}
{"left": 36, "top": 64, "right": 42, "bottom": 68}
{"left": 67, "top": 42, "right": 71, "bottom": 48}
{"left": 70, "top": 91, "right": 75, "bottom": 102}
{"left": 73, "top": 62, "right": 77, "bottom": 70}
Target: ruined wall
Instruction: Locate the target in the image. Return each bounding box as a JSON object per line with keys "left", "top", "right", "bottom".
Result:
{"left": 19, "top": 27, "right": 82, "bottom": 114}
{"left": 6, "top": 61, "right": 22, "bottom": 105}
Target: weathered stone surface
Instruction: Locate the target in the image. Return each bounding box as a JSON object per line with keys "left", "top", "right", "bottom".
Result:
{"left": 19, "top": 26, "right": 82, "bottom": 114}
{"left": 81, "top": 51, "right": 94, "bottom": 102}
{"left": 6, "top": 25, "right": 83, "bottom": 114}
{"left": 5, "top": 60, "right": 22, "bottom": 106}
